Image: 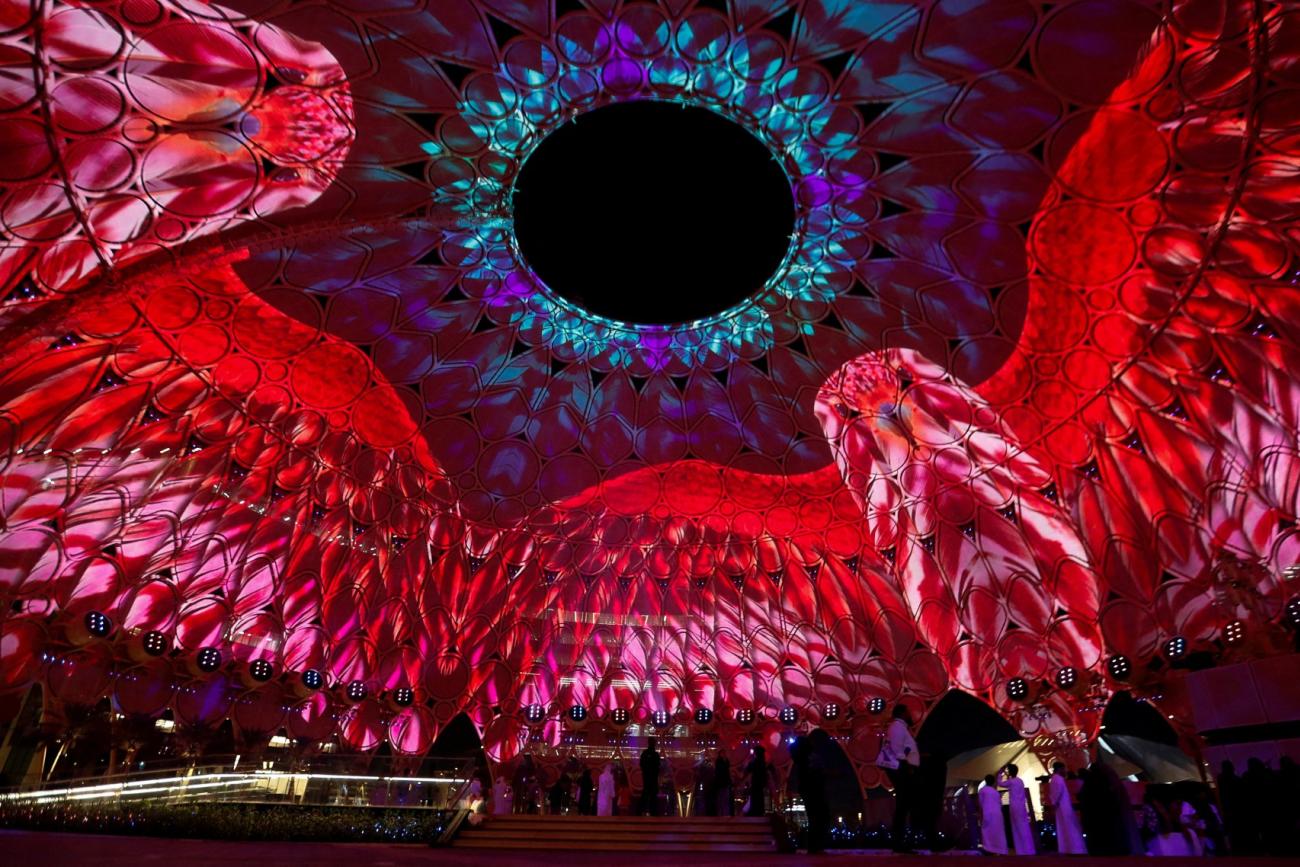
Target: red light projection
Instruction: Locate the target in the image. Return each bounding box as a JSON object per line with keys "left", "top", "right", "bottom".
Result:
{"left": 0, "top": 0, "right": 353, "bottom": 292}
{"left": 1, "top": 0, "right": 1297, "bottom": 787}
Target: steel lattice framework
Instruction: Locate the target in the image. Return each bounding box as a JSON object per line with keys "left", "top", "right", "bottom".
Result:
{"left": 1, "top": 0, "right": 1298, "bottom": 786}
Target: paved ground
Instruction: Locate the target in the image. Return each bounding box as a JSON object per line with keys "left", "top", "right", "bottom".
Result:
{"left": 4, "top": 831, "right": 1299, "bottom": 865}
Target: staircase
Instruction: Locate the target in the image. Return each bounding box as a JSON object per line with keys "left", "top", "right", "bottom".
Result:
{"left": 452, "top": 814, "right": 776, "bottom": 852}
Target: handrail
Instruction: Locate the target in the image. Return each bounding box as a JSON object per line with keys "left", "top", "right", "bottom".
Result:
{"left": 444, "top": 758, "right": 480, "bottom": 807}
{"left": 1, "top": 763, "right": 236, "bottom": 798}
{"left": 432, "top": 754, "right": 485, "bottom": 846}
{"left": 1, "top": 754, "right": 475, "bottom": 811}
{"left": 436, "top": 808, "right": 473, "bottom": 846}
{"left": 0, "top": 757, "right": 241, "bottom": 794}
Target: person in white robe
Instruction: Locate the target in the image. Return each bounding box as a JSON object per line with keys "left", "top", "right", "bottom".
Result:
{"left": 1176, "top": 800, "right": 1205, "bottom": 856}
{"left": 1149, "top": 798, "right": 1204, "bottom": 856}
{"left": 462, "top": 777, "right": 486, "bottom": 825}
{"left": 998, "top": 763, "right": 1037, "bottom": 854}
{"left": 597, "top": 763, "right": 616, "bottom": 817}
{"left": 1049, "top": 762, "right": 1086, "bottom": 854}
{"left": 979, "top": 775, "right": 1009, "bottom": 855}
{"left": 459, "top": 777, "right": 483, "bottom": 810}
{"left": 492, "top": 775, "right": 512, "bottom": 814}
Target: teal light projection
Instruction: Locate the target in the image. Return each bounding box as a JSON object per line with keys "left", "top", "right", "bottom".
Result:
{"left": 420, "top": 10, "right": 872, "bottom": 374}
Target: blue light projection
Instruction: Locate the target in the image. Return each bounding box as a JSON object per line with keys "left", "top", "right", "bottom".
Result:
{"left": 422, "top": 9, "right": 873, "bottom": 373}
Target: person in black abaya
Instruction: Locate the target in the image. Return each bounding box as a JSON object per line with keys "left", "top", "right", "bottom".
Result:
{"left": 577, "top": 767, "right": 594, "bottom": 815}
{"left": 640, "top": 737, "right": 662, "bottom": 816}
{"left": 1217, "top": 760, "right": 1248, "bottom": 854}
{"left": 548, "top": 773, "right": 570, "bottom": 815}
{"left": 513, "top": 754, "right": 536, "bottom": 814}
{"left": 913, "top": 751, "right": 948, "bottom": 851}
{"left": 714, "top": 751, "right": 733, "bottom": 816}
{"left": 1242, "top": 757, "right": 1281, "bottom": 855}
{"left": 792, "top": 736, "right": 830, "bottom": 853}
{"left": 746, "top": 745, "right": 768, "bottom": 816}
{"left": 1277, "top": 757, "right": 1300, "bottom": 855}
{"left": 695, "top": 756, "right": 715, "bottom": 816}
{"left": 1080, "top": 760, "right": 1137, "bottom": 855}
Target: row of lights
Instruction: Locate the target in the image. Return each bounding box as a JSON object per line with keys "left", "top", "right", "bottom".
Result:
{"left": 1004, "top": 655, "right": 1137, "bottom": 703}
{"left": 1006, "top": 618, "right": 1286, "bottom": 703}
{"left": 81, "top": 606, "right": 1300, "bottom": 717}
{"left": 75, "top": 611, "right": 416, "bottom": 707}
{"left": 528, "top": 699, "right": 891, "bottom": 727}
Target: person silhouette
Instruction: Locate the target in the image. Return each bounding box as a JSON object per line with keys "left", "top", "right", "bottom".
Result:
{"left": 640, "top": 737, "right": 662, "bottom": 816}
{"left": 715, "top": 751, "right": 733, "bottom": 816}
{"left": 746, "top": 745, "right": 768, "bottom": 816}
{"left": 792, "top": 736, "right": 830, "bottom": 853}
{"left": 578, "top": 767, "right": 594, "bottom": 815}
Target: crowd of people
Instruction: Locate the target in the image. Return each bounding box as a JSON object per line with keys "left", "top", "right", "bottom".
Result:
{"left": 877, "top": 699, "right": 1299, "bottom": 858}
{"left": 640, "top": 737, "right": 769, "bottom": 817}
{"left": 962, "top": 754, "right": 1300, "bottom": 857}
{"left": 1216, "top": 756, "right": 1300, "bottom": 856}
{"left": 482, "top": 738, "right": 774, "bottom": 818}
{"left": 460, "top": 707, "right": 1299, "bottom": 857}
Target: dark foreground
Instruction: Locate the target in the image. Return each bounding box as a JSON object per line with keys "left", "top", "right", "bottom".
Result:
{"left": 5, "top": 830, "right": 1299, "bottom": 866}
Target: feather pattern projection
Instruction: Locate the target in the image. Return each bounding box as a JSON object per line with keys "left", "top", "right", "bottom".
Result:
{"left": 0, "top": 0, "right": 1298, "bottom": 784}
{"left": 815, "top": 348, "right": 1103, "bottom": 694}
{"left": 0, "top": 0, "right": 354, "bottom": 293}
{"left": 977, "top": 0, "right": 1300, "bottom": 662}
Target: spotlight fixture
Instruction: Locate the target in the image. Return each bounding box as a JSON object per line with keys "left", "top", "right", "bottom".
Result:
{"left": 1286, "top": 597, "right": 1300, "bottom": 627}
{"left": 736, "top": 708, "right": 755, "bottom": 725}
{"left": 393, "top": 687, "right": 415, "bottom": 707}
{"left": 694, "top": 707, "right": 713, "bottom": 725}
{"left": 524, "top": 704, "right": 545, "bottom": 725}
{"left": 1107, "top": 654, "right": 1132, "bottom": 680}
{"left": 84, "top": 610, "right": 112, "bottom": 638}
{"left": 568, "top": 704, "right": 588, "bottom": 722}
{"left": 822, "top": 703, "right": 840, "bottom": 721}
{"left": 301, "top": 668, "right": 323, "bottom": 691}
{"left": 867, "top": 697, "right": 887, "bottom": 715}
{"left": 1224, "top": 620, "right": 1246, "bottom": 645}
{"left": 1163, "top": 635, "right": 1188, "bottom": 661}
{"left": 778, "top": 706, "right": 798, "bottom": 725}
{"left": 345, "top": 680, "right": 367, "bottom": 702}
{"left": 196, "top": 647, "right": 222, "bottom": 672}
{"left": 651, "top": 709, "right": 671, "bottom": 728}
{"left": 1006, "top": 677, "right": 1030, "bottom": 702}
{"left": 1055, "top": 667, "right": 1078, "bottom": 689}
{"left": 610, "top": 707, "right": 630, "bottom": 726}
{"left": 141, "top": 630, "right": 168, "bottom": 656}
{"left": 249, "top": 659, "right": 274, "bottom": 682}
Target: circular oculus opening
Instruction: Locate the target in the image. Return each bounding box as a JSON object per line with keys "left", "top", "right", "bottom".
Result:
{"left": 513, "top": 101, "right": 795, "bottom": 325}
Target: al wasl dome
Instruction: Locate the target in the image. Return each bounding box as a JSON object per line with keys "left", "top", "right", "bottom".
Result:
{"left": 1, "top": 0, "right": 1299, "bottom": 858}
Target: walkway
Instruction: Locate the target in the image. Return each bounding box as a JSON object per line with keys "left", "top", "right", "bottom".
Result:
{"left": 4, "top": 830, "right": 1298, "bottom": 866}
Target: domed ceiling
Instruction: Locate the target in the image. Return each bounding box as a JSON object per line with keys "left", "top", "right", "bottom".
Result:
{"left": 1, "top": 0, "right": 1297, "bottom": 778}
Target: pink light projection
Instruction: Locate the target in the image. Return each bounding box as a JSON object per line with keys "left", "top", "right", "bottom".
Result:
{"left": 1, "top": 0, "right": 1299, "bottom": 789}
